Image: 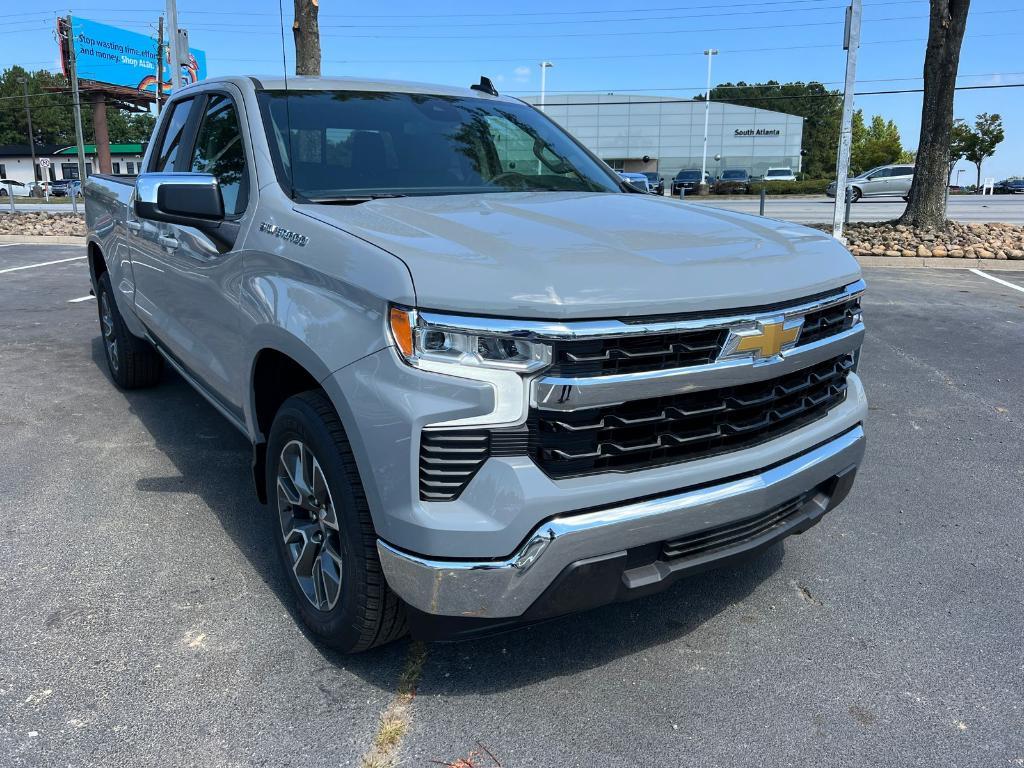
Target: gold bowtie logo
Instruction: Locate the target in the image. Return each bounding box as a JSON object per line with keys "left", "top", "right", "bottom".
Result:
{"left": 729, "top": 319, "right": 802, "bottom": 359}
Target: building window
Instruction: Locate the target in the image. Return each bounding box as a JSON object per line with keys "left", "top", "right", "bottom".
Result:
{"left": 0, "top": 164, "right": 6, "bottom": 179}
{"left": 48, "top": 166, "right": 56, "bottom": 182}
{"left": 126, "top": 161, "right": 135, "bottom": 175}
{"left": 112, "top": 162, "right": 121, "bottom": 174}
{"left": 61, "top": 163, "right": 79, "bottom": 180}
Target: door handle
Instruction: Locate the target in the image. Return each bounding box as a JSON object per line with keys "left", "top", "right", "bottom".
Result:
{"left": 158, "top": 234, "right": 180, "bottom": 250}
{"left": 126, "top": 220, "right": 142, "bottom": 233}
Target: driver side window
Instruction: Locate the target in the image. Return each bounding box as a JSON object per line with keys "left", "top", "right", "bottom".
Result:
{"left": 190, "top": 94, "right": 250, "bottom": 216}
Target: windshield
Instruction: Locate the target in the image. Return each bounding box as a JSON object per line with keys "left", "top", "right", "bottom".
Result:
{"left": 676, "top": 170, "right": 701, "bottom": 180}
{"left": 765, "top": 169, "right": 790, "bottom": 177}
{"left": 257, "top": 90, "right": 621, "bottom": 199}
{"left": 722, "top": 170, "right": 747, "bottom": 180}
{"left": 642, "top": 172, "right": 659, "bottom": 181}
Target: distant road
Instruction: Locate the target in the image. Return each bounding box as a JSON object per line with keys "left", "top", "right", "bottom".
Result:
{"left": 684, "top": 194, "right": 1024, "bottom": 224}
{"left": 4, "top": 194, "right": 1023, "bottom": 224}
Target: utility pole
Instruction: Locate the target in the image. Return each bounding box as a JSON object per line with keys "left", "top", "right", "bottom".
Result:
{"left": 64, "top": 17, "right": 89, "bottom": 183}
{"left": 156, "top": 15, "right": 164, "bottom": 115}
{"left": 832, "top": 0, "right": 861, "bottom": 241}
{"left": 539, "top": 61, "right": 553, "bottom": 111}
{"left": 166, "top": 0, "right": 182, "bottom": 93}
{"left": 18, "top": 77, "right": 38, "bottom": 192}
{"left": 700, "top": 49, "right": 718, "bottom": 195}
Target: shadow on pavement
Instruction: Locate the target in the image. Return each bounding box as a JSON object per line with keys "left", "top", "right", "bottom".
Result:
{"left": 92, "top": 337, "right": 784, "bottom": 692}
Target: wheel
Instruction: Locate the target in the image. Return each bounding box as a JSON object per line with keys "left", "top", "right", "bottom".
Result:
{"left": 267, "top": 391, "right": 407, "bottom": 652}
{"left": 96, "top": 272, "right": 162, "bottom": 388}
{"left": 849, "top": 187, "right": 862, "bottom": 203}
{"left": 0, "top": 189, "right": 7, "bottom": 197}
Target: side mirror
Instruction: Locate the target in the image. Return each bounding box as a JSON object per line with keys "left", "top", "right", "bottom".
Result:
{"left": 135, "top": 172, "right": 224, "bottom": 227}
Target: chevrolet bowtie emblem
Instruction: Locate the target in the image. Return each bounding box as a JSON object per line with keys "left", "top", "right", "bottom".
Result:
{"left": 721, "top": 317, "right": 803, "bottom": 360}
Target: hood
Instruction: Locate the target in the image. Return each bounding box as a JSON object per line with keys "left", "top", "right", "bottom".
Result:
{"left": 299, "top": 192, "right": 861, "bottom": 319}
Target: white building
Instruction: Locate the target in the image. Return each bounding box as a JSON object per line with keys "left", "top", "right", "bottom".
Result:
{"left": 523, "top": 94, "right": 805, "bottom": 179}
{"left": 0, "top": 143, "right": 145, "bottom": 194}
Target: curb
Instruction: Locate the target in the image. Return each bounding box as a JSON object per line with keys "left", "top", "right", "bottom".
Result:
{"left": 0, "top": 235, "right": 86, "bottom": 245}
{"left": 856, "top": 255, "right": 1024, "bottom": 270}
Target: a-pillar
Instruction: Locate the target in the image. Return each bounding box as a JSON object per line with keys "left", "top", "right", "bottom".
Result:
{"left": 90, "top": 92, "right": 112, "bottom": 175}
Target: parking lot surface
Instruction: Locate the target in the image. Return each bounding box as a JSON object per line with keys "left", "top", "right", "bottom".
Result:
{"left": 1, "top": 244, "right": 1022, "bottom": 767}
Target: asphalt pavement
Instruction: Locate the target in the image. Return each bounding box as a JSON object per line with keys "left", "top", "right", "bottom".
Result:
{"left": 1, "top": 244, "right": 1022, "bottom": 767}
{"left": 3, "top": 194, "right": 1024, "bottom": 224}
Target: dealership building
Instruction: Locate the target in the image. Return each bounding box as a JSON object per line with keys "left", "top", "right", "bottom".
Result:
{"left": 524, "top": 94, "right": 805, "bottom": 180}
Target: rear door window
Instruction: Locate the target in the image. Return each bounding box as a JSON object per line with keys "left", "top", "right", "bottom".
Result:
{"left": 151, "top": 98, "right": 195, "bottom": 172}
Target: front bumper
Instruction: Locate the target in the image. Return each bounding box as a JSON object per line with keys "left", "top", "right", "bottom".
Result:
{"left": 378, "top": 423, "right": 864, "bottom": 627}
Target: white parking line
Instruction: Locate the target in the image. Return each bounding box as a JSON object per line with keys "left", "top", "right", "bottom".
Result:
{"left": 0, "top": 256, "right": 86, "bottom": 275}
{"left": 68, "top": 295, "right": 95, "bottom": 303}
{"left": 0, "top": 243, "right": 30, "bottom": 248}
{"left": 969, "top": 268, "right": 1024, "bottom": 294}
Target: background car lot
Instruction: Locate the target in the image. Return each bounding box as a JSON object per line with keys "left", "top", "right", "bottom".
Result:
{"left": 1, "top": 245, "right": 1022, "bottom": 767}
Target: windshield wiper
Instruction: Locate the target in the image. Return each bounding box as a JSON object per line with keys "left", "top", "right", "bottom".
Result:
{"left": 310, "top": 193, "right": 408, "bottom": 205}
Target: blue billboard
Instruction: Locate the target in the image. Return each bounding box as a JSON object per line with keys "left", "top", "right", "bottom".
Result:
{"left": 67, "top": 16, "right": 207, "bottom": 96}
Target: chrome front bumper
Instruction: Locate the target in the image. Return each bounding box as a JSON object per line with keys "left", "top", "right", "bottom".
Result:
{"left": 378, "top": 424, "right": 865, "bottom": 619}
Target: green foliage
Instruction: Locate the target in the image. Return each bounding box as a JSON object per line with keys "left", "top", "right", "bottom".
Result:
{"left": 948, "top": 118, "right": 973, "bottom": 175}
{"left": 746, "top": 178, "right": 832, "bottom": 195}
{"left": 963, "top": 112, "right": 1004, "bottom": 188}
{"left": 850, "top": 110, "right": 905, "bottom": 174}
{"left": 704, "top": 81, "right": 842, "bottom": 179}
{"left": 0, "top": 66, "right": 154, "bottom": 148}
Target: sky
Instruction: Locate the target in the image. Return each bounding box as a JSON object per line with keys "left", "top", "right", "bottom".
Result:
{"left": 2, "top": 0, "right": 1022, "bottom": 180}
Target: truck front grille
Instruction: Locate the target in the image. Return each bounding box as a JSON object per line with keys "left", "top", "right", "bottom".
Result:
{"left": 798, "top": 296, "right": 861, "bottom": 346}
{"left": 548, "top": 328, "right": 726, "bottom": 377}
{"left": 530, "top": 354, "right": 854, "bottom": 478}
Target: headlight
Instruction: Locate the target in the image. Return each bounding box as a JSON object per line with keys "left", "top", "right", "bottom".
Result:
{"left": 389, "top": 306, "right": 551, "bottom": 373}
{"left": 388, "top": 306, "right": 551, "bottom": 428}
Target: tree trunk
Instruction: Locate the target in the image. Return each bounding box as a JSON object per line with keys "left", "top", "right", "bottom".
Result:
{"left": 293, "top": 0, "right": 321, "bottom": 76}
{"left": 975, "top": 162, "right": 982, "bottom": 192}
{"left": 899, "top": 0, "right": 970, "bottom": 229}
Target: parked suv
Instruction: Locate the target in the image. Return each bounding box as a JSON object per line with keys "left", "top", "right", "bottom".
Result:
{"left": 84, "top": 76, "right": 866, "bottom": 651}
{"left": 763, "top": 167, "right": 796, "bottom": 182}
{"left": 714, "top": 169, "right": 751, "bottom": 194}
{"left": 672, "top": 169, "right": 708, "bottom": 195}
{"left": 827, "top": 164, "right": 915, "bottom": 202}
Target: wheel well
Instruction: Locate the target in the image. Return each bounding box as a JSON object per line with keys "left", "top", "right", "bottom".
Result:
{"left": 252, "top": 349, "right": 323, "bottom": 440}
{"left": 88, "top": 243, "right": 107, "bottom": 287}
{"left": 251, "top": 349, "right": 324, "bottom": 504}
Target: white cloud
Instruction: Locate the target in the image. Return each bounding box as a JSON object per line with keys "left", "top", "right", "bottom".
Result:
{"left": 513, "top": 66, "right": 530, "bottom": 77}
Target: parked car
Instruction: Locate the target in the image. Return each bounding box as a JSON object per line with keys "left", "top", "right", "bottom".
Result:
{"left": 714, "top": 169, "right": 751, "bottom": 194}
{"left": 763, "top": 167, "right": 797, "bottom": 182}
{"left": 49, "top": 179, "right": 82, "bottom": 197}
{"left": 993, "top": 178, "right": 1024, "bottom": 194}
{"left": 642, "top": 172, "right": 665, "bottom": 195}
{"left": 0, "top": 179, "right": 31, "bottom": 197}
{"left": 618, "top": 171, "right": 652, "bottom": 192}
{"left": 827, "top": 164, "right": 915, "bottom": 202}
{"left": 671, "top": 169, "right": 709, "bottom": 195}
{"left": 85, "top": 75, "right": 867, "bottom": 652}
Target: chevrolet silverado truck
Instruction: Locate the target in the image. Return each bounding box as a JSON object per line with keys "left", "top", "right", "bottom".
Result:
{"left": 84, "top": 75, "right": 867, "bottom": 652}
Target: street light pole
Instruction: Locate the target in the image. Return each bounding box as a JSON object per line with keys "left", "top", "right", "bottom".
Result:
{"left": 539, "top": 61, "right": 553, "bottom": 111}
{"left": 166, "top": 0, "right": 182, "bottom": 93}
{"left": 700, "top": 49, "right": 718, "bottom": 195}
{"left": 18, "top": 77, "right": 38, "bottom": 193}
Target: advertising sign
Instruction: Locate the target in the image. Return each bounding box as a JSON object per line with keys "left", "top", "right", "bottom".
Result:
{"left": 66, "top": 16, "right": 207, "bottom": 96}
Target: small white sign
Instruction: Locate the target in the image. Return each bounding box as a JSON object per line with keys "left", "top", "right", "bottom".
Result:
{"left": 39, "top": 158, "right": 51, "bottom": 169}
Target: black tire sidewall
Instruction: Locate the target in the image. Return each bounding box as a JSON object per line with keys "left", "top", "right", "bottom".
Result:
{"left": 97, "top": 272, "right": 127, "bottom": 386}
{"left": 266, "top": 395, "right": 371, "bottom": 651}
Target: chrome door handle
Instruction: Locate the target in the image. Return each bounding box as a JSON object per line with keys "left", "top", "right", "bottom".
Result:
{"left": 158, "top": 234, "right": 180, "bottom": 249}
{"left": 126, "top": 220, "right": 142, "bottom": 233}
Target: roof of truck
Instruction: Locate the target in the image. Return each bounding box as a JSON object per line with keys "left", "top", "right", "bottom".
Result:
{"left": 190, "top": 75, "right": 516, "bottom": 102}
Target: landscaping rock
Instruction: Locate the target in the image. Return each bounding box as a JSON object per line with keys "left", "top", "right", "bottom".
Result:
{"left": 813, "top": 221, "right": 1024, "bottom": 260}
{"left": 0, "top": 212, "right": 85, "bottom": 237}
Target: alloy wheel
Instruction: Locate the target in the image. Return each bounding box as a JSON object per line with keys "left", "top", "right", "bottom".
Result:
{"left": 100, "top": 293, "right": 119, "bottom": 374}
{"left": 276, "top": 439, "right": 344, "bottom": 611}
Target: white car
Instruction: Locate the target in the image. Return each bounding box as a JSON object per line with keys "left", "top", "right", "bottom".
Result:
{"left": 0, "top": 179, "right": 32, "bottom": 197}
{"left": 763, "top": 168, "right": 797, "bottom": 182}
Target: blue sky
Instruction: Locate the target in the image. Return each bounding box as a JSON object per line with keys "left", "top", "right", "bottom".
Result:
{"left": 3, "top": 0, "right": 1022, "bottom": 179}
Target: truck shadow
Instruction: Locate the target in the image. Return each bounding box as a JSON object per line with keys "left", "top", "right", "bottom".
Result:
{"left": 94, "top": 338, "right": 782, "bottom": 692}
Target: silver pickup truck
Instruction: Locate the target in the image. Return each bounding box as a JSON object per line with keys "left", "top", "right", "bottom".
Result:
{"left": 85, "top": 75, "right": 867, "bottom": 652}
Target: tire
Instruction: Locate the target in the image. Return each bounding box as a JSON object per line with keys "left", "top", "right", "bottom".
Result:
{"left": 96, "top": 272, "right": 162, "bottom": 388}
{"left": 849, "top": 187, "right": 862, "bottom": 203}
{"left": 266, "top": 391, "right": 407, "bottom": 653}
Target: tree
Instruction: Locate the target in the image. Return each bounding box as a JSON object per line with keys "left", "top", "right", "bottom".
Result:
{"left": 293, "top": 0, "right": 321, "bottom": 76}
{"left": 704, "top": 81, "right": 842, "bottom": 179}
{"left": 947, "top": 118, "right": 973, "bottom": 179}
{"left": 964, "top": 112, "right": 1004, "bottom": 191}
{"left": 850, "top": 110, "right": 905, "bottom": 173}
{"left": 900, "top": 0, "right": 971, "bottom": 229}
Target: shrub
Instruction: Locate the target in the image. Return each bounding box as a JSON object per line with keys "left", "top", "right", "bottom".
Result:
{"left": 746, "top": 178, "right": 833, "bottom": 195}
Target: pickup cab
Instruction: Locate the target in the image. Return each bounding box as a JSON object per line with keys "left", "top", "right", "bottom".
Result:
{"left": 85, "top": 76, "right": 867, "bottom": 651}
